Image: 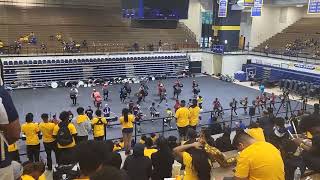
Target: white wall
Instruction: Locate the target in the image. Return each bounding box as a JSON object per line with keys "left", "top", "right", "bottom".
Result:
{"left": 240, "top": 12, "right": 252, "bottom": 46}
{"left": 221, "top": 55, "right": 248, "bottom": 76}
{"left": 180, "top": 0, "right": 202, "bottom": 44}
{"left": 189, "top": 52, "right": 216, "bottom": 75}
{"left": 250, "top": 6, "right": 304, "bottom": 48}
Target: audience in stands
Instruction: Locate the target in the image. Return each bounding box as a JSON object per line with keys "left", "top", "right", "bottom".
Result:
{"left": 119, "top": 108, "right": 135, "bottom": 155}
{"left": 73, "top": 107, "right": 91, "bottom": 144}
{"left": 123, "top": 143, "right": 152, "bottom": 180}
{"left": 52, "top": 111, "right": 78, "bottom": 164}
{"left": 232, "top": 130, "right": 285, "bottom": 180}
{"left": 39, "top": 113, "right": 56, "bottom": 170}
{"left": 173, "top": 141, "right": 212, "bottom": 180}
{"left": 21, "top": 113, "right": 40, "bottom": 163}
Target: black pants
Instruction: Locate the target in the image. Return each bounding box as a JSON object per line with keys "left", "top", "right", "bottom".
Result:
{"left": 56, "top": 147, "right": 76, "bottom": 165}
{"left": 9, "top": 150, "right": 20, "bottom": 162}
{"left": 94, "top": 136, "right": 104, "bottom": 141}
{"left": 27, "top": 144, "right": 40, "bottom": 162}
{"left": 103, "top": 91, "right": 109, "bottom": 100}
{"left": 70, "top": 95, "right": 77, "bottom": 105}
{"left": 43, "top": 141, "right": 57, "bottom": 170}
{"left": 76, "top": 136, "right": 88, "bottom": 145}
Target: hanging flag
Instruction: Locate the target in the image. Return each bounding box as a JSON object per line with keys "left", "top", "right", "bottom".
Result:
{"left": 308, "top": 0, "right": 320, "bottom": 14}
{"left": 251, "top": 0, "right": 263, "bottom": 17}
{"left": 244, "top": 0, "right": 254, "bottom": 6}
{"left": 218, "top": 0, "right": 228, "bottom": 17}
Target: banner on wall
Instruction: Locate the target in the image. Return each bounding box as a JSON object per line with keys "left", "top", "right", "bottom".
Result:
{"left": 218, "top": 0, "right": 228, "bottom": 17}
{"left": 244, "top": 0, "right": 254, "bottom": 6}
{"left": 308, "top": 0, "right": 320, "bottom": 14}
{"left": 251, "top": 0, "right": 263, "bottom": 17}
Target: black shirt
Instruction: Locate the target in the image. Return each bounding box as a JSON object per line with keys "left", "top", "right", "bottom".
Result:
{"left": 123, "top": 155, "right": 152, "bottom": 180}
{"left": 151, "top": 151, "right": 174, "bottom": 180}
{"left": 0, "top": 86, "right": 19, "bottom": 168}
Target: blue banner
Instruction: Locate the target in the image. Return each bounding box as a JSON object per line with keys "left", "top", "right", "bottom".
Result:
{"left": 308, "top": 0, "right": 320, "bottom": 14}
{"left": 251, "top": 0, "right": 263, "bottom": 17}
{"left": 244, "top": 0, "right": 254, "bottom": 6}
{"left": 251, "top": 7, "right": 262, "bottom": 17}
{"left": 218, "top": 0, "right": 228, "bottom": 17}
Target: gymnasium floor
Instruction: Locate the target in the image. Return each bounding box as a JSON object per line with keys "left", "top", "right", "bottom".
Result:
{"left": 10, "top": 75, "right": 309, "bottom": 161}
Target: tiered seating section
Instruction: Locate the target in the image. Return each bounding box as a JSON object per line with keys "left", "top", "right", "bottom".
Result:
{"left": 255, "top": 18, "right": 320, "bottom": 58}
{"left": 2, "top": 53, "right": 189, "bottom": 88}
{"left": 0, "top": 4, "right": 197, "bottom": 54}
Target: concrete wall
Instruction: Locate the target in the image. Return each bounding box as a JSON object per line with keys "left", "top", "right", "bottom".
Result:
{"left": 240, "top": 12, "right": 252, "bottom": 47}
{"left": 221, "top": 55, "right": 248, "bottom": 76}
{"left": 180, "top": 0, "right": 202, "bottom": 44}
{"left": 250, "top": 6, "right": 304, "bottom": 48}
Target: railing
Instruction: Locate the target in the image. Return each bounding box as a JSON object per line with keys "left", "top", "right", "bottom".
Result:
{"left": 17, "top": 100, "right": 316, "bottom": 157}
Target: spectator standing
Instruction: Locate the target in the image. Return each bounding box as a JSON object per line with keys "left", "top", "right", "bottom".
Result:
{"left": 72, "top": 107, "right": 91, "bottom": 144}
{"left": 189, "top": 99, "right": 201, "bottom": 130}
{"left": 53, "top": 111, "right": 77, "bottom": 164}
{"left": 232, "top": 131, "right": 285, "bottom": 180}
{"left": 39, "top": 113, "right": 56, "bottom": 170}
{"left": 175, "top": 100, "right": 190, "bottom": 141}
{"left": 158, "top": 40, "right": 162, "bottom": 51}
{"left": 91, "top": 110, "right": 108, "bottom": 141}
{"left": 21, "top": 113, "right": 40, "bottom": 162}
{"left": 246, "top": 122, "right": 265, "bottom": 142}
{"left": 0, "top": 78, "right": 20, "bottom": 180}
{"left": 85, "top": 106, "right": 94, "bottom": 120}
{"left": 123, "top": 143, "right": 152, "bottom": 180}
{"left": 151, "top": 137, "right": 174, "bottom": 180}
{"left": 119, "top": 108, "right": 135, "bottom": 155}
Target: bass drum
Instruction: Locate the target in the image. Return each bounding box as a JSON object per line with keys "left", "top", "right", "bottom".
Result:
{"left": 51, "top": 81, "right": 58, "bottom": 88}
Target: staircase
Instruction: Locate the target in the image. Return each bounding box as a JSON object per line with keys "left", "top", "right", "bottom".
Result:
{"left": 262, "top": 67, "right": 271, "bottom": 80}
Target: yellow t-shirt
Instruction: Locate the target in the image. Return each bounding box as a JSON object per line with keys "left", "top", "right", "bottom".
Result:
{"left": 39, "top": 174, "right": 46, "bottom": 180}
{"left": 8, "top": 143, "right": 18, "bottom": 152}
{"left": 119, "top": 114, "right": 135, "bottom": 129}
{"left": 21, "top": 175, "right": 35, "bottom": 180}
{"left": 91, "top": 117, "right": 108, "bottom": 137}
{"left": 144, "top": 148, "right": 158, "bottom": 159}
{"left": 39, "top": 122, "right": 56, "bottom": 143}
{"left": 235, "top": 141, "right": 285, "bottom": 180}
{"left": 21, "top": 122, "right": 40, "bottom": 145}
{"left": 182, "top": 152, "right": 198, "bottom": 180}
{"left": 189, "top": 106, "right": 201, "bottom": 126}
{"left": 307, "top": 131, "right": 313, "bottom": 139}
{"left": 175, "top": 107, "right": 190, "bottom": 127}
{"left": 53, "top": 123, "right": 77, "bottom": 149}
{"left": 247, "top": 128, "right": 266, "bottom": 142}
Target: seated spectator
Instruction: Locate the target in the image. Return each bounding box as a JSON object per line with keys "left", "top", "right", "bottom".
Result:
{"left": 56, "top": 33, "right": 62, "bottom": 41}
{"left": 167, "top": 136, "right": 178, "bottom": 150}
{"left": 173, "top": 142, "right": 212, "bottom": 180}
{"left": 151, "top": 137, "right": 174, "bottom": 180}
{"left": 215, "top": 130, "right": 235, "bottom": 152}
{"left": 21, "top": 162, "right": 45, "bottom": 180}
{"left": 74, "top": 140, "right": 108, "bottom": 179}
{"left": 232, "top": 131, "right": 285, "bottom": 180}
{"left": 247, "top": 122, "right": 265, "bottom": 142}
{"left": 208, "top": 116, "right": 222, "bottom": 135}
{"left": 185, "top": 128, "right": 198, "bottom": 144}
{"left": 150, "top": 133, "right": 158, "bottom": 144}
{"left": 139, "top": 135, "right": 147, "bottom": 144}
{"left": 53, "top": 155, "right": 80, "bottom": 180}
{"left": 90, "top": 166, "right": 126, "bottom": 180}
{"left": 198, "top": 128, "right": 236, "bottom": 168}
{"left": 0, "top": 40, "right": 4, "bottom": 54}
{"left": 144, "top": 137, "right": 158, "bottom": 159}
{"left": 123, "top": 143, "right": 152, "bottom": 180}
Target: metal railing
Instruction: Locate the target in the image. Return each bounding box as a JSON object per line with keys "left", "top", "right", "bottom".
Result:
{"left": 17, "top": 100, "right": 315, "bottom": 157}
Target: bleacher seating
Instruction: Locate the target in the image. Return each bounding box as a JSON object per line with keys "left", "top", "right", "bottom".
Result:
{"left": 0, "top": 5, "right": 198, "bottom": 54}
{"left": 255, "top": 18, "right": 320, "bottom": 57}
{"left": 2, "top": 53, "right": 189, "bottom": 88}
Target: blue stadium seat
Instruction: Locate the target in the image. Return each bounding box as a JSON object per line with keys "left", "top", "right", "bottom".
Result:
{"left": 56, "top": 60, "right": 61, "bottom": 63}
{"left": 18, "top": 61, "right": 23, "bottom": 65}
{"left": 3, "top": 61, "right": 8, "bottom": 65}
{"left": 8, "top": 61, "right": 13, "bottom": 65}
{"left": 14, "top": 61, "right": 18, "bottom": 65}
{"left": 38, "top": 60, "right": 42, "bottom": 64}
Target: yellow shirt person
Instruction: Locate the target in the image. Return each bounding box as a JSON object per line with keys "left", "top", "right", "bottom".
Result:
{"left": 182, "top": 152, "right": 199, "bottom": 180}
{"left": 175, "top": 106, "right": 190, "bottom": 127}
{"left": 119, "top": 114, "right": 135, "bottom": 129}
{"left": 235, "top": 141, "right": 285, "bottom": 180}
{"left": 21, "top": 122, "right": 40, "bottom": 146}
{"left": 247, "top": 127, "right": 265, "bottom": 142}
{"left": 91, "top": 116, "right": 108, "bottom": 138}
{"left": 39, "top": 122, "right": 56, "bottom": 143}
{"left": 189, "top": 106, "right": 201, "bottom": 127}
{"left": 144, "top": 148, "right": 158, "bottom": 159}
{"left": 53, "top": 122, "right": 77, "bottom": 149}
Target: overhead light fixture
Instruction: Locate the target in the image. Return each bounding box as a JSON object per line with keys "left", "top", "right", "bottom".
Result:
{"left": 296, "top": 5, "right": 304, "bottom": 8}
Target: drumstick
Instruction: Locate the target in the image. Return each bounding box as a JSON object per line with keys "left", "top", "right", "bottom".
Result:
{"left": 287, "top": 129, "right": 294, "bottom": 139}
{"left": 291, "top": 122, "right": 299, "bottom": 138}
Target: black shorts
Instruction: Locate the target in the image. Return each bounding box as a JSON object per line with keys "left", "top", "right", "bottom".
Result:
{"left": 70, "top": 95, "right": 76, "bottom": 99}
{"left": 122, "top": 128, "right": 133, "bottom": 134}
{"left": 178, "top": 126, "right": 189, "bottom": 137}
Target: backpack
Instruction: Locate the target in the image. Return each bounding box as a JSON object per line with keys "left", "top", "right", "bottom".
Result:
{"left": 53, "top": 163, "right": 80, "bottom": 180}
{"left": 56, "top": 123, "right": 73, "bottom": 146}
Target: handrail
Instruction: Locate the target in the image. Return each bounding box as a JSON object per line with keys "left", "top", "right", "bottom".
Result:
{"left": 17, "top": 99, "right": 315, "bottom": 157}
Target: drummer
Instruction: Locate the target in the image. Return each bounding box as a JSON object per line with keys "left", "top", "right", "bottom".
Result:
{"left": 70, "top": 85, "right": 78, "bottom": 106}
